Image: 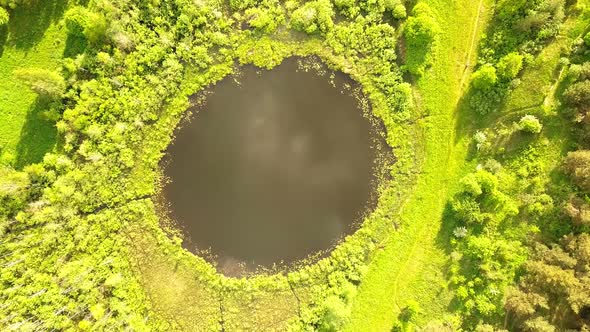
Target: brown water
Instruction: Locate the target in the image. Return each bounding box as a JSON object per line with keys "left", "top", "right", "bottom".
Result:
{"left": 163, "top": 58, "right": 379, "bottom": 272}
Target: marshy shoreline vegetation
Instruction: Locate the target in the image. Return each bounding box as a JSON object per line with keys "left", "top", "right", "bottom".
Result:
{"left": 158, "top": 56, "right": 396, "bottom": 276}
{"left": 0, "top": 0, "right": 589, "bottom": 331}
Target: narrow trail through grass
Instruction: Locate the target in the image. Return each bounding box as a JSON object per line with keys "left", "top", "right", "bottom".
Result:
{"left": 345, "top": 0, "right": 491, "bottom": 329}
{"left": 459, "top": 0, "right": 485, "bottom": 92}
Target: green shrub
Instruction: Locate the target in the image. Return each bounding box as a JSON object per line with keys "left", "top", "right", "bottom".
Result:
{"left": 584, "top": 32, "right": 590, "bottom": 47}
{"left": 13, "top": 68, "right": 66, "bottom": 100}
{"left": 65, "top": 7, "right": 89, "bottom": 37}
{"left": 245, "top": 7, "right": 284, "bottom": 33}
{"left": 564, "top": 196, "right": 590, "bottom": 228}
{"left": 290, "top": 0, "right": 334, "bottom": 34}
{"left": 229, "top": 0, "right": 256, "bottom": 10}
{"left": 0, "top": 167, "right": 29, "bottom": 220}
{"left": 469, "top": 87, "right": 504, "bottom": 114}
{"left": 0, "top": 7, "right": 8, "bottom": 25}
{"left": 564, "top": 150, "right": 590, "bottom": 192}
{"left": 474, "top": 131, "right": 487, "bottom": 150}
{"left": 0, "top": 0, "right": 30, "bottom": 9}
{"left": 563, "top": 80, "right": 590, "bottom": 108}
{"left": 403, "top": 4, "right": 438, "bottom": 48}
{"left": 568, "top": 62, "right": 590, "bottom": 82}
{"left": 497, "top": 52, "right": 524, "bottom": 80}
{"left": 385, "top": 0, "right": 406, "bottom": 19}
{"left": 319, "top": 296, "right": 350, "bottom": 331}
{"left": 399, "top": 300, "right": 421, "bottom": 322}
{"left": 518, "top": 115, "right": 542, "bottom": 134}
{"left": 402, "top": 3, "right": 439, "bottom": 75}
{"left": 65, "top": 6, "right": 107, "bottom": 44}
{"left": 471, "top": 64, "right": 498, "bottom": 90}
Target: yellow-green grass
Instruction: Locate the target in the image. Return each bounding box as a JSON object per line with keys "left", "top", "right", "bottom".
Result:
{"left": 345, "top": 0, "right": 492, "bottom": 329}
{"left": 0, "top": 2, "right": 69, "bottom": 168}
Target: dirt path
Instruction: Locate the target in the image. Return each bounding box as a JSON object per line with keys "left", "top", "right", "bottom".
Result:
{"left": 459, "top": 0, "right": 485, "bottom": 92}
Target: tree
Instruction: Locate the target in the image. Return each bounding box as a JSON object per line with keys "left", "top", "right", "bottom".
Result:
{"left": 403, "top": 4, "right": 438, "bottom": 48}
{"left": 568, "top": 62, "right": 590, "bottom": 82}
{"left": 518, "top": 115, "right": 543, "bottom": 134}
{"left": 229, "top": 0, "right": 256, "bottom": 10}
{"left": 563, "top": 80, "right": 590, "bottom": 110}
{"left": 13, "top": 68, "right": 66, "bottom": 100}
{"left": 245, "top": 7, "right": 284, "bottom": 33}
{"left": 0, "top": 0, "right": 31, "bottom": 9}
{"left": 506, "top": 235, "right": 590, "bottom": 331}
{"left": 0, "top": 7, "right": 8, "bottom": 25}
{"left": 564, "top": 150, "right": 590, "bottom": 192}
{"left": 402, "top": 3, "right": 439, "bottom": 75}
{"left": 0, "top": 167, "right": 29, "bottom": 221}
{"left": 290, "top": 0, "right": 334, "bottom": 34}
{"left": 384, "top": 0, "right": 406, "bottom": 19}
{"left": 64, "top": 6, "right": 107, "bottom": 44}
{"left": 497, "top": 52, "right": 524, "bottom": 80}
{"left": 319, "top": 296, "right": 350, "bottom": 331}
{"left": 471, "top": 65, "right": 498, "bottom": 90}
{"left": 564, "top": 197, "right": 590, "bottom": 228}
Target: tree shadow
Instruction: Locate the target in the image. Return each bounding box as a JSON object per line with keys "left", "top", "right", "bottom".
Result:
{"left": 6, "top": 0, "right": 70, "bottom": 50}
{"left": 453, "top": 89, "right": 479, "bottom": 145}
{"left": 63, "top": 32, "right": 86, "bottom": 58}
{"left": 0, "top": 25, "right": 7, "bottom": 57}
{"left": 434, "top": 202, "right": 462, "bottom": 313}
{"left": 14, "top": 97, "right": 57, "bottom": 169}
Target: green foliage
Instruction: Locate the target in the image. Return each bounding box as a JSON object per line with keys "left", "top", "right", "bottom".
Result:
{"left": 389, "top": 0, "right": 406, "bottom": 19}
{"left": 319, "top": 296, "right": 351, "bottom": 331}
{"left": 469, "top": 87, "right": 504, "bottom": 115}
{"left": 563, "top": 80, "right": 590, "bottom": 109}
{"left": 403, "top": 7, "right": 438, "bottom": 48}
{"left": 64, "top": 6, "right": 107, "bottom": 44}
{"left": 290, "top": 0, "right": 334, "bottom": 34}
{"left": 506, "top": 234, "right": 590, "bottom": 330}
{"left": 402, "top": 3, "right": 439, "bottom": 76}
{"left": 470, "top": 0, "right": 567, "bottom": 115}
{"left": 480, "top": 0, "right": 566, "bottom": 63}
{"left": 496, "top": 52, "right": 524, "bottom": 80}
{"left": 564, "top": 196, "right": 590, "bottom": 228}
{"left": 449, "top": 170, "right": 527, "bottom": 327}
{"left": 0, "top": 7, "right": 8, "bottom": 25}
{"left": 471, "top": 65, "right": 498, "bottom": 90}
{"left": 0, "top": 0, "right": 30, "bottom": 9}
{"left": 245, "top": 6, "right": 285, "bottom": 33}
{"left": 0, "top": 0, "right": 419, "bottom": 329}
{"left": 13, "top": 68, "right": 66, "bottom": 100}
{"left": 0, "top": 167, "right": 29, "bottom": 221}
{"left": 568, "top": 62, "right": 590, "bottom": 82}
{"left": 399, "top": 300, "right": 421, "bottom": 322}
{"left": 230, "top": 0, "right": 256, "bottom": 11}
{"left": 564, "top": 150, "right": 590, "bottom": 192}
{"left": 518, "top": 115, "right": 543, "bottom": 134}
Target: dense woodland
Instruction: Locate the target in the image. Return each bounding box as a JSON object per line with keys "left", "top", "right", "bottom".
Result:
{"left": 0, "top": 0, "right": 589, "bottom": 330}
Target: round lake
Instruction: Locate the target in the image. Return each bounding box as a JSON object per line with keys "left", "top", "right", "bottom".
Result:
{"left": 163, "top": 58, "right": 379, "bottom": 272}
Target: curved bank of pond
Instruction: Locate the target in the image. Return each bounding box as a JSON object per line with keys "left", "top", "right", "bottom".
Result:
{"left": 162, "top": 57, "right": 387, "bottom": 274}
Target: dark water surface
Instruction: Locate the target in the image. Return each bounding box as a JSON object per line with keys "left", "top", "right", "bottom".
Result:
{"left": 163, "top": 58, "right": 379, "bottom": 272}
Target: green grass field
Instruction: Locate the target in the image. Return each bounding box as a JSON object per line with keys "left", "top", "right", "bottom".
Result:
{"left": 0, "top": 2, "right": 67, "bottom": 168}
{"left": 345, "top": 0, "right": 492, "bottom": 329}
{"left": 2, "top": 0, "right": 589, "bottom": 330}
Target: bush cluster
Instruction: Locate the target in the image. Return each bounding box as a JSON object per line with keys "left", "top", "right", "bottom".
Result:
{"left": 469, "top": 0, "right": 566, "bottom": 114}
{"left": 0, "top": 0, "right": 418, "bottom": 329}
